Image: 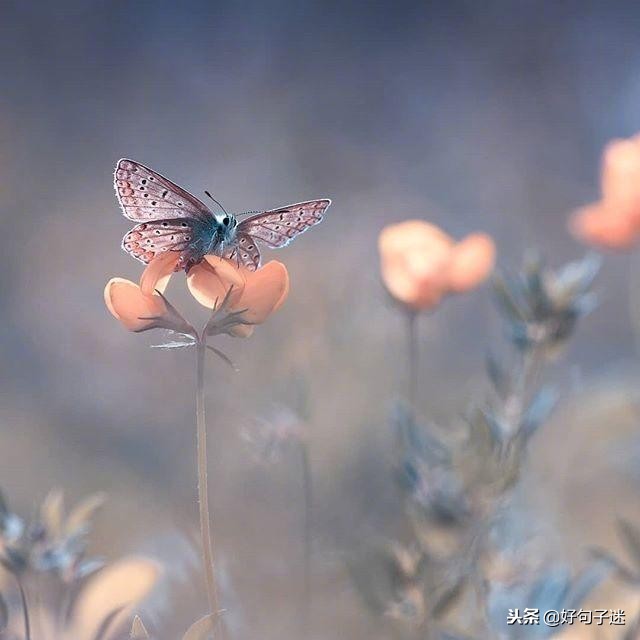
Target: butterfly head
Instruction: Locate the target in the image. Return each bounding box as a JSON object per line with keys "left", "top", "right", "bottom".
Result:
{"left": 214, "top": 212, "right": 238, "bottom": 243}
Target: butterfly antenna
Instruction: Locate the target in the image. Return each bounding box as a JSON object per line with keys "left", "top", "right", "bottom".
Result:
{"left": 237, "top": 210, "right": 260, "bottom": 218}
{"left": 204, "top": 190, "right": 229, "bottom": 216}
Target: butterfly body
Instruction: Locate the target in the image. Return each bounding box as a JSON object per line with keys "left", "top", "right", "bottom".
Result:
{"left": 115, "top": 159, "right": 330, "bottom": 272}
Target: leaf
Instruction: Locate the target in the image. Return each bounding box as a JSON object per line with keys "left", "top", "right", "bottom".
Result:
{"left": 520, "top": 387, "right": 558, "bottom": 439}
{"left": 618, "top": 519, "right": 640, "bottom": 570}
{"left": 346, "top": 544, "right": 398, "bottom": 616}
{"left": 0, "top": 592, "right": 7, "bottom": 632}
{"left": 0, "top": 489, "right": 8, "bottom": 516}
{"left": 556, "top": 254, "right": 601, "bottom": 298}
{"left": 393, "top": 404, "right": 450, "bottom": 466}
{"left": 479, "top": 409, "right": 507, "bottom": 444}
{"left": 529, "top": 567, "right": 570, "bottom": 613}
{"left": 565, "top": 560, "right": 612, "bottom": 610}
{"left": 206, "top": 345, "right": 238, "bottom": 371}
{"left": 41, "top": 488, "right": 64, "bottom": 536}
{"left": 182, "top": 614, "right": 216, "bottom": 640}
{"left": 130, "top": 615, "right": 150, "bottom": 639}
{"left": 525, "top": 261, "right": 553, "bottom": 320}
{"left": 493, "top": 274, "right": 528, "bottom": 323}
{"left": 485, "top": 352, "right": 509, "bottom": 397}
{"left": 65, "top": 492, "right": 107, "bottom": 536}
{"left": 574, "top": 292, "right": 598, "bottom": 318}
{"left": 431, "top": 576, "right": 465, "bottom": 619}
{"left": 589, "top": 546, "right": 638, "bottom": 583}
{"left": 150, "top": 341, "right": 195, "bottom": 349}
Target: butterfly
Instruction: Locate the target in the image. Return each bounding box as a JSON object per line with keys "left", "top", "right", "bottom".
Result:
{"left": 114, "top": 158, "right": 331, "bottom": 272}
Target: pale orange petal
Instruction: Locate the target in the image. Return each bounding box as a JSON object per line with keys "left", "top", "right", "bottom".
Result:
{"left": 378, "top": 220, "right": 453, "bottom": 258}
{"left": 602, "top": 137, "right": 640, "bottom": 212}
{"left": 229, "top": 325, "right": 256, "bottom": 338}
{"left": 569, "top": 203, "right": 640, "bottom": 251}
{"left": 104, "top": 278, "right": 167, "bottom": 332}
{"left": 379, "top": 220, "right": 454, "bottom": 310}
{"left": 234, "top": 261, "right": 290, "bottom": 324}
{"left": 187, "top": 256, "right": 246, "bottom": 308}
{"left": 447, "top": 233, "right": 496, "bottom": 293}
{"left": 139, "top": 252, "right": 179, "bottom": 296}
{"left": 67, "top": 556, "right": 160, "bottom": 640}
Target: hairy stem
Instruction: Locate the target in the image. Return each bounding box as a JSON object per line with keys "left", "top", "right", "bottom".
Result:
{"left": 300, "top": 440, "right": 313, "bottom": 634}
{"left": 196, "top": 339, "right": 221, "bottom": 626}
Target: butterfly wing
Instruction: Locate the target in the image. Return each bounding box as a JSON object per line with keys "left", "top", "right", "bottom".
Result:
{"left": 236, "top": 199, "right": 331, "bottom": 262}
{"left": 122, "top": 219, "right": 204, "bottom": 266}
{"left": 114, "top": 158, "right": 213, "bottom": 223}
{"left": 224, "top": 233, "right": 262, "bottom": 271}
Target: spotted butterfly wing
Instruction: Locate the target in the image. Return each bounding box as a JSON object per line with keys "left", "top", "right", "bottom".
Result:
{"left": 115, "top": 159, "right": 214, "bottom": 267}
{"left": 122, "top": 219, "right": 202, "bottom": 265}
{"left": 230, "top": 199, "right": 331, "bottom": 270}
{"left": 114, "top": 159, "right": 213, "bottom": 223}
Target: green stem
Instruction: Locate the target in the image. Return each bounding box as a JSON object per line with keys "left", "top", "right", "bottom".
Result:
{"left": 196, "top": 339, "right": 221, "bottom": 626}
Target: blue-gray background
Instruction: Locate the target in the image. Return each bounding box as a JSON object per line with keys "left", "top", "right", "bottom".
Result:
{"left": 1, "top": 1, "right": 640, "bottom": 637}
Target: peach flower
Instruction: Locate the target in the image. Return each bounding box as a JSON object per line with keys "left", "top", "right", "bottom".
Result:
{"left": 105, "top": 252, "right": 289, "bottom": 337}
{"left": 104, "top": 253, "right": 178, "bottom": 333}
{"left": 378, "top": 220, "right": 496, "bottom": 311}
{"left": 187, "top": 255, "right": 289, "bottom": 337}
{"left": 570, "top": 134, "right": 640, "bottom": 250}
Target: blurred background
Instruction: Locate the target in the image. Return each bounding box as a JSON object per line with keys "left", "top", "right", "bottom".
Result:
{"left": 2, "top": 1, "right": 640, "bottom": 637}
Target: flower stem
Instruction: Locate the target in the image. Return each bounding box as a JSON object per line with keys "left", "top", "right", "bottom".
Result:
{"left": 14, "top": 574, "right": 30, "bottom": 640}
{"left": 299, "top": 440, "right": 313, "bottom": 634}
{"left": 407, "top": 310, "right": 418, "bottom": 412}
{"left": 196, "top": 338, "right": 221, "bottom": 627}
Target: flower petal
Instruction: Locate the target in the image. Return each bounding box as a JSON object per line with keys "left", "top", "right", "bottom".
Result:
{"left": 447, "top": 233, "right": 496, "bottom": 293}
{"left": 187, "top": 256, "right": 246, "bottom": 308}
{"left": 569, "top": 203, "right": 640, "bottom": 251}
{"left": 379, "top": 220, "right": 454, "bottom": 310}
{"left": 67, "top": 556, "right": 160, "bottom": 640}
{"left": 139, "top": 252, "right": 180, "bottom": 296}
{"left": 104, "top": 278, "right": 168, "bottom": 332}
{"left": 234, "top": 261, "right": 290, "bottom": 324}
{"left": 378, "top": 220, "right": 453, "bottom": 258}
{"left": 602, "top": 136, "right": 640, "bottom": 215}
{"left": 381, "top": 262, "right": 446, "bottom": 310}
{"left": 229, "top": 324, "right": 255, "bottom": 338}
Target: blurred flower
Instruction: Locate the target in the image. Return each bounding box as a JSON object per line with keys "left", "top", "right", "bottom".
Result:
{"left": 348, "top": 541, "right": 428, "bottom": 627}
{"left": 0, "top": 489, "right": 105, "bottom": 582}
{"left": 105, "top": 253, "right": 289, "bottom": 338}
{"left": 378, "top": 220, "right": 495, "bottom": 311}
{"left": 486, "top": 561, "right": 610, "bottom": 639}
{"left": 2, "top": 557, "right": 159, "bottom": 640}
{"left": 493, "top": 253, "right": 600, "bottom": 352}
{"left": 394, "top": 405, "right": 470, "bottom": 559}
{"left": 242, "top": 405, "right": 305, "bottom": 463}
{"left": 570, "top": 134, "right": 640, "bottom": 250}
